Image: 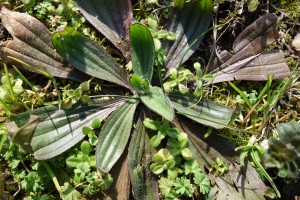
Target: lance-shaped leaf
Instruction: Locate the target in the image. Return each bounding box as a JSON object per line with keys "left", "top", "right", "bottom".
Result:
{"left": 52, "top": 27, "right": 132, "bottom": 91}
{"left": 210, "top": 13, "right": 290, "bottom": 83}
{"left": 96, "top": 99, "right": 139, "bottom": 173}
{"left": 173, "top": 117, "right": 266, "bottom": 199}
{"left": 6, "top": 99, "right": 124, "bottom": 160}
{"left": 74, "top": 0, "right": 133, "bottom": 61}
{"left": 0, "top": 7, "right": 87, "bottom": 81}
{"left": 168, "top": 92, "right": 235, "bottom": 129}
{"left": 128, "top": 110, "right": 159, "bottom": 200}
{"left": 141, "top": 87, "right": 174, "bottom": 121}
{"left": 163, "top": 0, "right": 212, "bottom": 76}
{"left": 130, "top": 23, "right": 155, "bottom": 82}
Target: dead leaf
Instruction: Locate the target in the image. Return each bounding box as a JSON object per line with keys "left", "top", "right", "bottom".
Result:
{"left": 99, "top": 152, "right": 130, "bottom": 200}
{"left": 292, "top": 33, "right": 300, "bottom": 51}
{"left": 210, "top": 13, "right": 290, "bottom": 83}
{"left": 212, "top": 160, "right": 266, "bottom": 200}
{"left": 0, "top": 7, "right": 88, "bottom": 81}
{"left": 6, "top": 114, "right": 39, "bottom": 153}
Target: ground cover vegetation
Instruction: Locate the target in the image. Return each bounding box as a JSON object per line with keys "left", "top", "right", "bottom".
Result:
{"left": 0, "top": 0, "right": 299, "bottom": 199}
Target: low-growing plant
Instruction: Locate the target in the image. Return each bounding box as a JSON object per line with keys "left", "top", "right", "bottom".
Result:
{"left": 0, "top": 0, "right": 293, "bottom": 199}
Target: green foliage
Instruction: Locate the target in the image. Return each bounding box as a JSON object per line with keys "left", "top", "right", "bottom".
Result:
{"left": 142, "top": 16, "right": 176, "bottom": 51}
{"left": 235, "top": 90, "right": 258, "bottom": 105}
{"left": 0, "top": 69, "right": 24, "bottom": 114}
{"left": 21, "top": 171, "right": 44, "bottom": 192}
{"left": 147, "top": 119, "right": 211, "bottom": 198}
{"left": 26, "top": 0, "right": 97, "bottom": 39}
{"left": 194, "top": 171, "right": 210, "bottom": 194}
{"left": 0, "top": 122, "right": 112, "bottom": 198}
{"left": 209, "top": 157, "right": 229, "bottom": 176}
{"left": 264, "top": 121, "right": 300, "bottom": 179}
{"left": 173, "top": 177, "right": 194, "bottom": 197}
{"left": 157, "top": 159, "right": 211, "bottom": 199}
{"left": 236, "top": 136, "right": 281, "bottom": 197}
{"left": 61, "top": 183, "right": 81, "bottom": 200}
{"left": 163, "top": 63, "right": 214, "bottom": 97}
{"left": 61, "top": 81, "right": 91, "bottom": 109}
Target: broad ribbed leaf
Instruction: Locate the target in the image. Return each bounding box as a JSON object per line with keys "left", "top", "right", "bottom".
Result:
{"left": 128, "top": 110, "right": 159, "bottom": 200}
{"left": 141, "top": 87, "right": 174, "bottom": 121}
{"left": 96, "top": 99, "right": 139, "bottom": 173}
{"left": 168, "top": 92, "right": 234, "bottom": 129}
{"left": 210, "top": 13, "right": 290, "bottom": 83}
{"left": 0, "top": 7, "right": 86, "bottom": 81}
{"left": 130, "top": 23, "right": 155, "bottom": 82}
{"left": 74, "top": 0, "right": 133, "bottom": 61}
{"left": 163, "top": 0, "right": 212, "bottom": 76}
{"left": 6, "top": 99, "right": 124, "bottom": 160}
{"left": 52, "top": 27, "right": 132, "bottom": 91}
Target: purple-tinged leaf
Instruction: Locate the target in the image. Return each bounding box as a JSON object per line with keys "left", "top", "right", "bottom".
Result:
{"left": 0, "top": 7, "right": 87, "bottom": 81}
{"left": 6, "top": 98, "right": 125, "bottom": 160}
{"left": 163, "top": 0, "right": 212, "bottom": 77}
{"left": 212, "top": 50, "right": 290, "bottom": 83}
{"left": 99, "top": 153, "right": 131, "bottom": 200}
{"left": 74, "top": 0, "right": 133, "bottom": 61}
{"left": 210, "top": 13, "right": 290, "bottom": 83}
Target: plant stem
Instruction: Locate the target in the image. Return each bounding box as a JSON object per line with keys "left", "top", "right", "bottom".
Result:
{"left": 250, "top": 150, "right": 281, "bottom": 198}
{"left": 41, "top": 161, "right": 63, "bottom": 198}
{"left": 228, "top": 81, "right": 252, "bottom": 109}
{"left": 4, "top": 64, "right": 15, "bottom": 102}
{"left": 0, "top": 129, "right": 7, "bottom": 152}
{"left": 13, "top": 66, "right": 44, "bottom": 105}
{"left": 0, "top": 98, "right": 11, "bottom": 116}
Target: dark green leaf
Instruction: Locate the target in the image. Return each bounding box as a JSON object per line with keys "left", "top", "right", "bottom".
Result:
{"left": 168, "top": 92, "right": 234, "bottom": 129}
{"left": 6, "top": 99, "right": 125, "bottom": 160}
{"left": 128, "top": 111, "right": 159, "bottom": 200}
{"left": 96, "top": 99, "right": 139, "bottom": 173}
{"left": 163, "top": 0, "right": 212, "bottom": 76}
{"left": 130, "top": 24, "right": 155, "bottom": 82}
{"left": 74, "top": 0, "right": 133, "bottom": 61}
{"left": 52, "top": 27, "right": 132, "bottom": 90}
{"left": 141, "top": 87, "right": 174, "bottom": 121}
